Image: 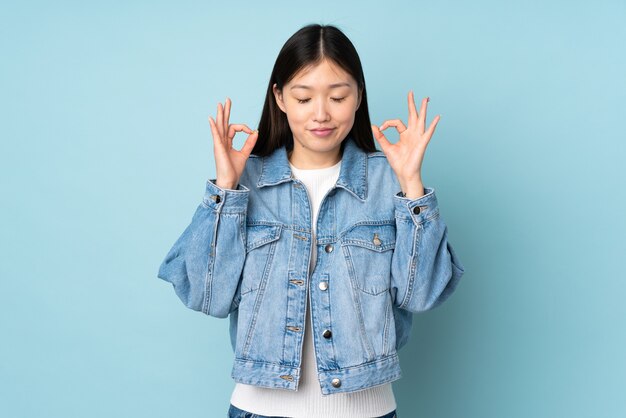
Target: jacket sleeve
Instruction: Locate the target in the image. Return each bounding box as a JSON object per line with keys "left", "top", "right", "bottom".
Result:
{"left": 157, "top": 179, "right": 249, "bottom": 318}
{"left": 390, "top": 186, "right": 466, "bottom": 313}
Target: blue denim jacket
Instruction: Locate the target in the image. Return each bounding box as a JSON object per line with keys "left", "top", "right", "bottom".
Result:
{"left": 157, "top": 134, "right": 465, "bottom": 395}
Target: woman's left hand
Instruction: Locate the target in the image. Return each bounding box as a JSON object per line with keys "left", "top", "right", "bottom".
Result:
{"left": 371, "top": 91, "right": 440, "bottom": 199}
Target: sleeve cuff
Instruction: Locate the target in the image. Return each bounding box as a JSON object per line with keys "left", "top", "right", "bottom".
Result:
{"left": 203, "top": 179, "right": 250, "bottom": 213}
{"left": 393, "top": 186, "right": 438, "bottom": 224}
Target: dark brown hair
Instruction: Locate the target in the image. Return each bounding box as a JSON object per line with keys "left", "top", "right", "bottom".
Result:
{"left": 252, "top": 23, "right": 377, "bottom": 157}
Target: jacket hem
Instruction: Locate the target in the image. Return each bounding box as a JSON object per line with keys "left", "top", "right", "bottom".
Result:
{"left": 230, "top": 353, "right": 403, "bottom": 396}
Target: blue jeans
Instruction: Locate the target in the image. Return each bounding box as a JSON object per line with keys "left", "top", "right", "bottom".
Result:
{"left": 227, "top": 403, "right": 397, "bottom": 417}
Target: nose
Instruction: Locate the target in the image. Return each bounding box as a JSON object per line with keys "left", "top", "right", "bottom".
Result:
{"left": 313, "top": 99, "right": 330, "bottom": 122}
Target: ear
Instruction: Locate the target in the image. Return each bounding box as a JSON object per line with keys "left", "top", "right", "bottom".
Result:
{"left": 273, "top": 83, "right": 286, "bottom": 113}
{"left": 356, "top": 87, "right": 363, "bottom": 111}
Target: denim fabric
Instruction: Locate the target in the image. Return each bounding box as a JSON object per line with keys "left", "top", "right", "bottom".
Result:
{"left": 226, "top": 403, "right": 398, "bottom": 418}
{"left": 158, "top": 134, "right": 465, "bottom": 395}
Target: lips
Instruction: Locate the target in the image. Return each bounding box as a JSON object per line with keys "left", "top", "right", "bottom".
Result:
{"left": 310, "top": 128, "right": 335, "bottom": 137}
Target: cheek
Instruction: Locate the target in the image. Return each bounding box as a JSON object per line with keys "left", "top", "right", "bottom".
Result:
{"left": 287, "top": 110, "right": 308, "bottom": 127}
{"left": 337, "top": 107, "right": 357, "bottom": 123}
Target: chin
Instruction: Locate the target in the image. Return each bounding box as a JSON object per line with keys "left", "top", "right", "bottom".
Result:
{"left": 309, "top": 140, "right": 342, "bottom": 152}
{"left": 310, "top": 132, "right": 344, "bottom": 143}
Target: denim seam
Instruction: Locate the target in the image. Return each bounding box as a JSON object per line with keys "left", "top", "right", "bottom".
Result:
{"left": 203, "top": 210, "right": 220, "bottom": 315}
{"left": 324, "top": 272, "right": 338, "bottom": 368}
{"left": 241, "top": 236, "right": 280, "bottom": 356}
{"left": 233, "top": 351, "right": 399, "bottom": 371}
{"left": 382, "top": 295, "right": 391, "bottom": 355}
{"left": 399, "top": 222, "right": 421, "bottom": 310}
{"left": 341, "top": 245, "right": 375, "bottom": 360}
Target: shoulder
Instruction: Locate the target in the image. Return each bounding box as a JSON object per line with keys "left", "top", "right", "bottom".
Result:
{"left": 366, "top": 150, "right": 392, "bottom": 174}
{"left": 245, "top": 153, "right": 264, "bottom": 172}
{"left": 365, "top": 150, "right": 400, "bottom": 188}
{"left": 238, "top": 153, "right": 263, "bottom": 189}
{"left": 366, "top": 149, "right": 387, "bottom": 163}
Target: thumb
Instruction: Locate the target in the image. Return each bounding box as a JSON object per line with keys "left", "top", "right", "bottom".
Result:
{"left": 371, "top": 124, "right": 391, "bottom": 151}
{"left": 240, "top": 130, "right": 259, "bottom": 158}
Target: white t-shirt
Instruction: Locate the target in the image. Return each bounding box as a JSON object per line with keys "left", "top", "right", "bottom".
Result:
{"left": 230, "top": 158, "right": 397, "bottom": 418}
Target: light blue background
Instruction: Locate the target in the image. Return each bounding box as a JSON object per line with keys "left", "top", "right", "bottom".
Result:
{"left": 1, "top": 1, "right": 625, "bottom": 417}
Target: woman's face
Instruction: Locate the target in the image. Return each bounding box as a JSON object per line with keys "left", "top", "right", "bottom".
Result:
{"left": 273, "top": 59, "right": 361, "bottom": 165}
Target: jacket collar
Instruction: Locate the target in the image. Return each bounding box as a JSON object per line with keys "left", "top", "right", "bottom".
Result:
{"left": 257, "top": 134, "right": 368, "bottom": 201}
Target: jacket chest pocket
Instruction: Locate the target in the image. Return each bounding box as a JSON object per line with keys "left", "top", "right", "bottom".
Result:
{"left": 241, "top": 224, "right": 282, "bottom": 296}
{"left": 340, "top": 223, "right": 396, "bottom": 295}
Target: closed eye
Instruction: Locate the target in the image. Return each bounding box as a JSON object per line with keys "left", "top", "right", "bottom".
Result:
{"left": 296, "top": 98, "right": 346, "bottom": 104}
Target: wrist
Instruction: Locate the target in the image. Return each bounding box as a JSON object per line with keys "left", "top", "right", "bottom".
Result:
{"left": 215, "top": 179, "right": 238, "bottom": 190}
{"left": 399, "top": 177, "right": 424, "bottom": 199}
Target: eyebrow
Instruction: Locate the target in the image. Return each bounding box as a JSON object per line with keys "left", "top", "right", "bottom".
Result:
{"left": 290, "top": 82, "right": 351, "bottom": 90}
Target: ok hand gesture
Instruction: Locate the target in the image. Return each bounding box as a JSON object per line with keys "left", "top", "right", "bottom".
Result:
{"left": 371, "top": 91, "right": 440, "bottom": 199}
{"left": 208, "top": 98, "right": 259, "bottom": 190}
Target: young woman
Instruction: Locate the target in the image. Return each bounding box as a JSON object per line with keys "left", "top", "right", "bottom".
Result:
{"left": 158, "top": 24, "right": 465, "bottom": 418}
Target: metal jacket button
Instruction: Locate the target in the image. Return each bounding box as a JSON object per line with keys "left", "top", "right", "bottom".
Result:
{"left": 318, "top": 281, "right": 328, "bottom": 291}
{"left": 325, "top": 244, "right": 333, "bottom": 253}
{"left": 413, "top": 206, "right": 421, "bottom": 214}
{"left": 210, "top": 194, "right": 221, "bottom": 203}
{"left": 331, "top": 378, "right": 341, "bottom": 388}
{"left": 322, "top": 329, "right": 332, "bottom": 338}
{"left": 372, "top": 233, "right": 381, "bottom": 246}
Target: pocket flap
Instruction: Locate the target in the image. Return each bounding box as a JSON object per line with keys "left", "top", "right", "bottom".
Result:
{"left": 341, "top": 223, "right": 396, "bottom": 252}
{"left": 245, "top": 224, "right": 282, "bottom": 252}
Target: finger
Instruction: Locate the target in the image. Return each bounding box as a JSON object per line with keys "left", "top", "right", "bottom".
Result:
{"left": 379, "top": 119, "right": 407, "bottom": 134}
{"left": 222, "top": 97, "right": 230, "bottom": 132}
{"left": 216, "top": 102, "right": 224, "bottom": 139}
{"left": 417, "top": 96, "right": 429, "bottom": 133}
{"left": 240, "top": 130, "right": 259, "bottom": 158}
{"left": 208, "top": 116, "right": 225, "bottom": 149}
{"left": 223, "top": 98, "right": 231, "bottom": 135}
{"left": 408, "top": 90, "right": 419, "bottom": 127}
{"left": 424, "top": 114, "right": 441, "bottom": 141}
{"left": 227, "top": 124, "right": 253, "bottom": 139}
{"left": 371, "top": 124, "right": 392, "bottom": 152}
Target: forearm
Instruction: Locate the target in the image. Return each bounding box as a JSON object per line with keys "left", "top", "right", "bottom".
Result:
{"left": 157, "top": 179, "right": 249, "bottom": 317}
{"left": 390, "top": 187, "right": 466, "bottom": 312}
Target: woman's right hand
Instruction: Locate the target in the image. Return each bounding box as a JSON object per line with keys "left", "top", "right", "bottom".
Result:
{"left": 208, "top": 97, "right": 259, "bottom": 190}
